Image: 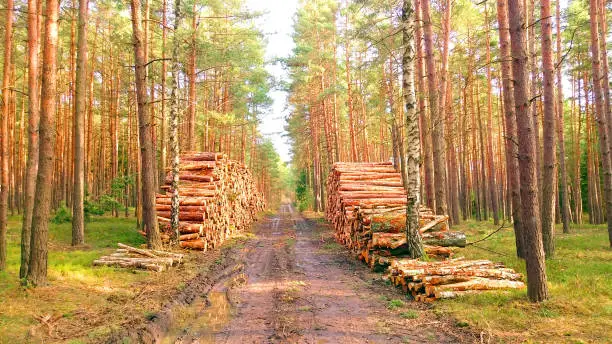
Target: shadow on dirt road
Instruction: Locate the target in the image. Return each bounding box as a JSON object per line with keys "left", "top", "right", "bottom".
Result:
{"left": 121, "top": 204, "right": 475, "bottom": 344}
{"left": 212, "top": 204, "right": 474, "bottom": 343}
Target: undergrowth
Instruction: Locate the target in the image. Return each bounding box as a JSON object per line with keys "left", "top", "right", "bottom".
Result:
{"left": 436, "top": 220, "right": 611, "bottom": 343}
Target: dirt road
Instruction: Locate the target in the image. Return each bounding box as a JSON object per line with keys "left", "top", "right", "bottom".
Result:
{"left": 207, "top": 204, "right": 472, "bottom": 344}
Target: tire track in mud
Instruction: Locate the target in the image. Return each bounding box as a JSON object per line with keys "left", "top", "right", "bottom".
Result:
{"left": 118, "top": 204, "right": 474, "bottom": 343}
{"left": 215, "top": 204, "right": 296, "bottom": 343}
{"left": 108, "top": 246, "right": 246, "bottom": 344}
{"left": 215, "top": 204, "right": 473, "bottom": 344}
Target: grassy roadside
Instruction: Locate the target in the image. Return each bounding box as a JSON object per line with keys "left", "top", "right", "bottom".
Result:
{"left": 436, "top": 220, "right": 611, "bottom": 343}
{"left": 309, "top": 209, "right": 611, "bottom": 343}
{"left": 0, "top": 214, "right": 211, "bottom": 343}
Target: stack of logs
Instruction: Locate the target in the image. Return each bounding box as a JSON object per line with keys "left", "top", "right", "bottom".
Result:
{"left": 388, "top": 258, "right": 525, "bottom": 302}
{"left": 325, "top": 162, "right": 460, "bottom": 260}
{"left": 93, "top": 243, "right": 184, "bottom": 272}
{"left": 326, "top": 162, "right": 524, "bottom": 300}
{"left": 155, "top": 152, "right": 265, "bottom": 250}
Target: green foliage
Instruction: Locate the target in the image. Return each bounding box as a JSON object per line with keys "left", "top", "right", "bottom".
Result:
{"left": 386, "top": 299, "right": 404, "bottom": 310}
{"left": 99, "top": 194, "right": 124, "bottom": 212}
{"left": 295, "top": 169, "right": 313, "bottom": 211}
{"left": 89, "top": 175, "right": 135, "bottom": 216}
{"left": 52, "top": 205, "right": 72, "bottom": 224}
{"left": 84, "top": 199, "right": 106, "bottom": 222}
{"left": 399, "top": 310, "right": 419, "bottom": 319}
{"left": 251, "top": 139, "right": 290, "bottom": 209}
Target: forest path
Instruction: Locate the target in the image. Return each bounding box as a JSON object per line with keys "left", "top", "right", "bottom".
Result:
{"left": 207, "top": 204, "right": 470, "bottom": 344}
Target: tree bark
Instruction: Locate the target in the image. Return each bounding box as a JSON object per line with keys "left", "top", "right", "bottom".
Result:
{"left": 72, "top": 0, "right": 89, "bottom": 246}
{"left": 169, "top": 0, "right": 181, "bottom": 241}
{"left": 597, "top": 0, "right": 612, "bottom": 159}
{"left": 0, "top": 0, "right": 14, "bottom": 270}
{"left": 414, "top": 0, "right": 434, "bottom": 211}
{"left": 27, "top": 0, "right": 59, "bottom": 286}
{"left": 440, "top": 0, "right": 459, "bottom": 225}
{"left": 497, "top": 0, "right": 525, "bottom": 258}
{"left": 422, "top": 0, "right": 447, "bottom": 217}
{"left": 555, "top": 0, "right": 570, "bottom": 234}
{"left": 484, "top": 4, "right": 499, "bottom": 225}
{"left": 187, "top": 5, "right": 197, "bottom": 150}
{"left": 540, "top": 0, "right": 556, "bottom": 257}
{"left": 528, "top": 0, "right": 542, "bottom": 203}
{"left": 573, "top": 75, "right": 583, "bottom": 224}
{"left": 402, "top": 0, "right": 424, "bottom": 259}
{"left": 131, "top": 0, "right": 162, "bottom": 249}
{"left": 507, "top": 0, "right": 549, "bottom": 301}
{"left": 345, "top": 1, "right": 357, "bottom": 162}
{"left": 159, "top": 0, "right": 168, "bottom": 188}
{"left": 588, "top": 0, "right": 612, "bottom": 246}
{"left": 476, "top": 81, "right": 489, "bottom": 220}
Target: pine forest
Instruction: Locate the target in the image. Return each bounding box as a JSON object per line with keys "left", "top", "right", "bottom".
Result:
{"left": 0, "top": 0, "right": 610, "bottom": 342}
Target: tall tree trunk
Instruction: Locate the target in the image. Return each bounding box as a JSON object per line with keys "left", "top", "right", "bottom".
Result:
{"left": 476, "top": 81, "right": 489, "bottom": 220}
{"left": 422, "top": 0, "right": 447, "bottom": 217}
{"left": 597, "top": 0, "right": 612, "bottom": 159}
{"left": 588, "top": 0, "right": 612, "bottom": 245}
{"left": 573, "top": 75, "right": 583, "bottom": 224}
{"left": 72, "top": 0, "right": 89, "bottom": 246}
{"left": 131, "top": 0, "right": 162, "bottom": 249}
{"left": 187, "top": 5, "right": 197, "bottom": 150}
{"left": 331, "top": 25, "right": 340, "bottom": 163}
{"left": 445, "top": 81, "right": 460, "bottom": 225}
{"left": 584, "top": 78, "right": 597, "bottom": 224}
{"left": 556, "top": 0, "right": 570, "bottom": 233}
{"left": 391, "top": 118, "right": 401, "bottom": 170}
{"left": 402, "top": 0, "right": 424, "bottom": 258}
{"left": 414, "top": 0, "right": 434, "bottom": 210}
{"left": 345, "top": 1, "right": 357, "bottom": 162}
{"left": 507, "top": 0, "right": 549, "bottom": 301}
{"left": 169, "top": 0, "right": 181, "bottom": 241}
{"left": 460, "top": 84, "right": 470, "bottom": 220}
{"left": 440, "top": 0, "right": 459, "bottom": 224}
{"left": 386, "top": 60, "right": 400, "bottom": 170}
{"left": 470, "top": 68, "right": 482, "bottom": 221}
{"left": 485, "top": 4, "right": 499, "bottom": 225}
{"left": 159, "top": 0, "right": 168, "bottom": 187}
{"left": 0, "top": 0, "right": 14, "bottom": 270}
{"left": 528, "top": 0, "right": 542, "bottom": 203}
{"left": 540, "top": 0, "right": 556, "bottom": 257}
{"left": 27, "top": 0, "right": 59, "bottom": 286}
{"left": 86, "top": 19, "right": 97, "bottom": 197}
{"left": 497, "top": 0, "right": 524, "bottom": 258}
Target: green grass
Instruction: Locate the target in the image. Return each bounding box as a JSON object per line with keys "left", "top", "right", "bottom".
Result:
{"left": 399, "top": 310, "right": 419, "bottom": 319}
{"left": 435, "top": 220, "right": 612, "bottom": 343}
{"left": 0, "top": 214, "right": 143, "bottom": 285}
{"left": 0, "top": 213, "right": 156, "bottom": 343}
{"left": 320, "top": 241, "right": 343, "bottom": 252}
{"left": 285, "top": 237, "right": 296, "bottom": 247}
{"left": 386, "top": 299, "right": 404, "bottom": 310}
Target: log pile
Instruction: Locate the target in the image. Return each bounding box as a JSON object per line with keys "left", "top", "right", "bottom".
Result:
{"left": 155, "top": 152, "right": 265, "bottom": 250}
{"left": 325, "top": 162, "right": 524, "bottom": 300}
{"left": 325, "top": 162, "right": 457, "bottom": 259}
{"left": 93, "top": 243, "right": 184, "bottom": 272}
{"left": 388, "top": 258, "right": 525, "bottom": 302}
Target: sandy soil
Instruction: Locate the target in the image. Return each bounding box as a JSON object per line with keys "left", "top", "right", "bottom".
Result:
{"left": 117, "top": 204, "right": 476, "bottom": 343}
{"left": 212, "top": 204, "right": 475, "bottom": 344}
